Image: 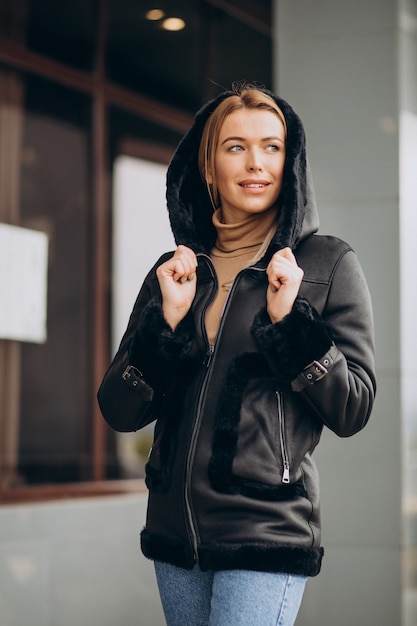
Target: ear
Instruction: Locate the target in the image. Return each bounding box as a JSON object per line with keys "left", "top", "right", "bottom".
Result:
{"left": 204, "top": 166, "right": 213, "bottom": 185}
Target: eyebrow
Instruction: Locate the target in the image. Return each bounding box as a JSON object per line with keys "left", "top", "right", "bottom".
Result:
{"left": 220, "top": 135, "right": 285, "bottom": 146}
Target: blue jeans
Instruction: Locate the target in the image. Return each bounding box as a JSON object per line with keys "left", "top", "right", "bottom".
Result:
{"left": 154, "top": 561, "right": 307, "bottom": 626}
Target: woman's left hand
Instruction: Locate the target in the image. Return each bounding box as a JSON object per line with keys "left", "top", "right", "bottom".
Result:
{"left": 266, "top": 247, "right": 304, "bottom": 323}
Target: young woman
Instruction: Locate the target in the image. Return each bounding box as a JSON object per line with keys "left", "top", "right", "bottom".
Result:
{"left": 98, "top": 84, "right": 376, "bottom": 625}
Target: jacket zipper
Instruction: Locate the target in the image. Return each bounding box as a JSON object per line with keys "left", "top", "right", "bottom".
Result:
{"left": 183, "top": 255, "right": 218, "bottom": 562}
{"left": 184, "top": 260, "right": 272, "bottom": 560}
{"left": 184, "top": 258, "right": 252, "bottom": 562}
{"left": 184, "top": 343, "right": 216, "bottom": 561}
{"left": 276, "top": 391, "right": 290, "bottom": 483}
{"left": 204, "top": 343, "right": 214, "bottom": 367}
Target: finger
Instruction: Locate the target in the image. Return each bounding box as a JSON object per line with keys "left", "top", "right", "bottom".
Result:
{"left": 172, "top": 261, "right": 189, "bottom": 282}
{"left": 266, "top": 259, "right": 285, "bottom": 282}
{"left": 173, "top": 248, "right": 198, "bottom": 274}
{"left": 177, "top": 272, "right": 196, "bottom": 284}
{"left": 172, "top": 259, "right": 198, "bottom": 283}
{"left": 274, "top": 247, "right": 295, "bottom": 261}
{"left": 175, "top": 245, "right": 198, "bottom": 264}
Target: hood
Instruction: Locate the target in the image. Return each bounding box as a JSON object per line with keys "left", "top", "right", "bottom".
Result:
{"left": 166, "top": 88, "right": 319, "bottom": 261}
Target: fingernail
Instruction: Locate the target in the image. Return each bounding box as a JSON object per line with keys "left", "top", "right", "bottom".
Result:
{"left": 188, "top": 273, "right": 195, "bottom": 281}
{"left": 180, "top": 276, "right": 187, "bottom": 284}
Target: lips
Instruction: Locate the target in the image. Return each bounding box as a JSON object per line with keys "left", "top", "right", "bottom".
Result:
{"left": 239, "top": 179, "right": 270, "bottom": 188}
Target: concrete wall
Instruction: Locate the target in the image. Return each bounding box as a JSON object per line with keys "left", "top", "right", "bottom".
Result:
{"left": 400, "top": 0, "right": 417, "bottom": 621}
{"left": 274, "top": 1, "right": 417, "bottom": 624}
{"left": 0, "top": 494, "right": 164, "bottom": 626}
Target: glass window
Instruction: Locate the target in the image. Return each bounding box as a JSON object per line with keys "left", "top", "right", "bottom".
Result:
{"left": 0, "top": 0, "right": 97, "bottom": 70}
{"left": 0, "top": 0, "right": 273, "bottom": 493}
{"left": 213, "top": 13, "right": 272, "bottom": 93}
{"left": 16, "top": 74, "right": 92, "bottom": 484}
{"left": 107, "top": 106, "right": 183, "bottom": 479}
{"left": 106, "top": 1, "right": 272, "bottom": 112}
{"left": 107, "top": 0, "right": 203, "bottom": 112}
{"left": 109, "top": 106, "right": 183, "bottom": 159}
{"left": 26, "top": 0, "right": 97, "bottom": 71}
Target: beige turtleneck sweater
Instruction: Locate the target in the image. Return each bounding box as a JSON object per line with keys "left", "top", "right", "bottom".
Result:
{"left": 205, "top": 208, "right": 277, "bottom": 344}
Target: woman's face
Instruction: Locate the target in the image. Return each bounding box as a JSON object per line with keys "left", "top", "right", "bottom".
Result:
{"left": 207, "top": 108, "right": 286, "bottom": 223}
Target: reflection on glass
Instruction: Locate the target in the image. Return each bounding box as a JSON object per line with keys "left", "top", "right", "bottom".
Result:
{"left": 17, "top": 74, "right": 92, "bottom": 484}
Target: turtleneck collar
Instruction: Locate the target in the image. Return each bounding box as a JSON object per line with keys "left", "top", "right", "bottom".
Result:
{"left": 212, "top": 207, "right": 278, "bottom": 255}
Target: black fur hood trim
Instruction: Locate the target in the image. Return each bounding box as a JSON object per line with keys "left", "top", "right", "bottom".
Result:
{"left": 166, "top": 88, "right": 320, "bottom": 258}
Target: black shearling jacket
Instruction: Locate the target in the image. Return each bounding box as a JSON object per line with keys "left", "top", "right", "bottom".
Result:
{"left": 97, "top": 89, "right": 376, "bottom": 577}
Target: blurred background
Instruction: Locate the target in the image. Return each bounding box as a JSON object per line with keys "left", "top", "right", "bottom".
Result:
{"left": 0, "top": 0, "right": 416, "bottom": 624}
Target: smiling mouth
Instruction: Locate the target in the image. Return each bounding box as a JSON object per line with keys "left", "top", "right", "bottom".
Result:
{"left": 239, "top": 183, "right": 269, "bottom": 188}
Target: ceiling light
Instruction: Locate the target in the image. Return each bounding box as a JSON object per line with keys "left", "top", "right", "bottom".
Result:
{"left": 162, "top": 17, "right": 186, "bottom": 31}
{"left": 145, "top": 9, "right": 165, "bottom": 21}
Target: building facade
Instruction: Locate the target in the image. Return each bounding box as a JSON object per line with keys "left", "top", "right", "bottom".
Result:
{"left": 0, "top": 1, "right": 415, "bottom": 624}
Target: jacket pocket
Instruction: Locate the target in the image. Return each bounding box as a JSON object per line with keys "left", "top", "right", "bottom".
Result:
{"left": 208, "top": 380, "right": 308, "bottom": 501}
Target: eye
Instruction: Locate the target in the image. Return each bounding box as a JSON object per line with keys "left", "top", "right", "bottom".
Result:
{"left": 266, "top": 144, "right": 280, "bottom": 152}
{"left": 228, "top": 144, "right": 244, "bottom": 152}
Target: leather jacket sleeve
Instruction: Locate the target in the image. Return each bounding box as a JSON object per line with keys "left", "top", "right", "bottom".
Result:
{"left": 252, "top": 249, "right": 376, "bottom": 437}
{"left": 97, "top": 256, "right": 195, "bottom": 432}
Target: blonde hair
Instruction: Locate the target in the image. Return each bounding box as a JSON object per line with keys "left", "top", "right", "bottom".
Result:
{"left": 198, "top": 86, "right": 287, "bottom": 210}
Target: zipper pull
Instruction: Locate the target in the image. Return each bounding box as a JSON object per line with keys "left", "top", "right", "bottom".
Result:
{"left": 204, "top": 344, "right": 214, "bottom": 367}
{"left": 282, "top": 462, "right": 290, "bottom": 484}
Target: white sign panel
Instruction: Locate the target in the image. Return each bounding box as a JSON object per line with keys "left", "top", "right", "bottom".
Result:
{"left": 112, "top": 155, "right": 174, "bottom": 354}
{"left": 0, "top": 223, "right": 49, "bottom": 343}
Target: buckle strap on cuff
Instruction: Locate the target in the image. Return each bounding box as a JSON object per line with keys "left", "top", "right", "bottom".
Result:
{"left": 122, "top": 365, "right": 144, "bottom": 389}
{"left": 300, "top": 358, "right": 329, "bottom": 385}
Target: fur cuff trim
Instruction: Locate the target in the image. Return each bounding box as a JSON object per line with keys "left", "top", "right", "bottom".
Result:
{"left": 128, "top": 298, "right": 195, "bottom": 387}
{"left": 251, "top": 298, "right": 332, "bottom": 382}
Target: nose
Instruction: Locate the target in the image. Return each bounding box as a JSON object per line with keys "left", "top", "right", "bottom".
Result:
{"left": 247, "top": 149, "right": 263, "bottom": 171}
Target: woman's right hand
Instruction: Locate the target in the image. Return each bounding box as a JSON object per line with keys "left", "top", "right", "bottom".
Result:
{"left": 156, "top": 245, "right": 198, "bottom": 330}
